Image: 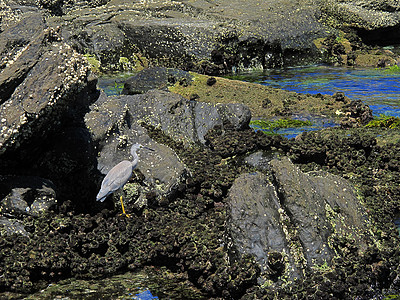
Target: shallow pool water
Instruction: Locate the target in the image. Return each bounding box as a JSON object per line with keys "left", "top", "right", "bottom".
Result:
{"left": 98, "top": 75, "right": 129, "bottom": 96}
{"left": 231, "top": 65, "right": 400, "bottom": 117}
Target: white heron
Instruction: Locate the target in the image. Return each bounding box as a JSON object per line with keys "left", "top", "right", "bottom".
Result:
{"left": 96, "top": 143, "right": 153, "bottom": 217}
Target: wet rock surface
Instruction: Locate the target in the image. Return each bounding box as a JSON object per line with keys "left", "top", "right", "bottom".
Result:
{"left": 228, "top": 157, "right": 373, "bottom": 284}
{"left": 227, "top": 171, "right": 299, "bottom": 280}
{"left": 122, "top": 67, "right": 193, "bottom": 95}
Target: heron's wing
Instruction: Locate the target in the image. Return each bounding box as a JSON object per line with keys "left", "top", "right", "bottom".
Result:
{"left": 96, "top": 160, "right": 133, "bottom": 202}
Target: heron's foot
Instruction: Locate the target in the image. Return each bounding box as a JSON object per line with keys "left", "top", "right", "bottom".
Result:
{"left": 119, "top": 212, "right": 131, "bottom": 218}
{"left": 119, "top": 196, "right": 131, "bottom": 218}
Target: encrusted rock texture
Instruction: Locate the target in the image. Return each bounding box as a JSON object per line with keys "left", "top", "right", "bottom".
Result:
{"left": 1, "top": 0, "right": 395, "bottom": 73}
{"left": 0, "top": 1, "right": 400, "bottom": 299}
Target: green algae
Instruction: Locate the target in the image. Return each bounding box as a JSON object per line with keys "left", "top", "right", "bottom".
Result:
{"left": 118, "top": 54, "right": 149, "bottom": 73}
{"left": 251, "top": 119, "right": 313, "bottom": 135}
{"left": 311, "top": 260, "right": 332, "bottom": 274}
{"left": 383, "top": 65, "right": 400, "bottom": 74}
{"left": 85, "top": 51, "right": 149, "bottom": 75}
{"left": 113, "top": 81, "right": 125, "bottom": 95}
{"left": 366, "top": 114, "right": 400, "bottom": 129}
{"left": 84, "top": 54, "right": 101, "bottom": 74}
{"left": 383, "top": 295, "right": 400, "bottom": 300}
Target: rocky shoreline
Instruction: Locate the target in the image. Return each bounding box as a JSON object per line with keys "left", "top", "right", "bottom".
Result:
{"left": 1, "top": 0, "right": 400, "bottom": 299}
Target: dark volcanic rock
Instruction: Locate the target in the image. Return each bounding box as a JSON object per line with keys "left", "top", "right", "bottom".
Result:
{"left": 270, "top": 157, "right": 371, "bottom": 263}
{"left": 122, "top": 67, "right": 193, "bottom": 95}
{"left": 228, "top": 156, "right": 374, "bottom": 283}
{"left": 43, "top": 0, "right": 331, "bottom": 73}
{"left": 1, "top": 2, "right": 400, "bottom": 299}
{"left": 0, "top": 15, "right": 95, "bottom": 160}
{"left": 4, "top": 0, "right": 400, "bottom": 74}
{"left": 227, "top": 171, "right": 301, "bottom": 280}
{"left": 87, "top": 89, "right": 250, "bottom": 147}
{"left": 6, "top": 0, "right": 112, "bottom": 15}
{"left": 0, "top": 12, "right": 47, "bottom": 101}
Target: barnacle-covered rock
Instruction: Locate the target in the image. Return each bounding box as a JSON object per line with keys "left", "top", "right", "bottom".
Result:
{"left": 44, "top": 0, "right": 331, "bottom": 73}
{"left": 319, "top": 0, "right": 400, "bottom": 44}
{"left": 0, "top": 10, "right": 98, "bottom": 217}
{"left": 0, "top": 12, "right": 95, "bottom": 160}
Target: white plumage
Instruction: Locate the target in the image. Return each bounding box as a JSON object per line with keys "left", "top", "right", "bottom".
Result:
{"left": 96, "top": 143, "right": 151, "bottom": 202}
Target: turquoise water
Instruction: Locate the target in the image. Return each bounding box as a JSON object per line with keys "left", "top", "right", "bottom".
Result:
{"left": 232, "top": 65, "right": 400, "bottom": 117}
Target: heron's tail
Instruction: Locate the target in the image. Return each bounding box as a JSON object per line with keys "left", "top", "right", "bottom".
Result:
{"left": 96, "top": 190, "right": 108, "bottom": 202}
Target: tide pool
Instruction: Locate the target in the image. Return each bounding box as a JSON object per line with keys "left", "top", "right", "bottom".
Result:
{"left": 231, "top": 65, "right": 400, "bottom": 117}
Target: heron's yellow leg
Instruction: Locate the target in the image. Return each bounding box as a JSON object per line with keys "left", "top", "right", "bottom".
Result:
{"left": 119, "top": 196, "right": 131, "bottom": 218}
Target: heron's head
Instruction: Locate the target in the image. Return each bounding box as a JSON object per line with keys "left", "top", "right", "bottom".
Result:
{"left": 130, "top": 143, "right": 142, "bottom": 156}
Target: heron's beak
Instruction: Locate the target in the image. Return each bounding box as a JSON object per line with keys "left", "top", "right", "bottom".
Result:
{"left": 142, "top": 146, "right": 154, "bottom": 151}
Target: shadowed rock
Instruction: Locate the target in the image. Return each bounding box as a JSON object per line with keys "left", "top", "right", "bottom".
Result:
{"left": 0, "top": 11, "right": 99, "bottom": 215}
{"left": 0, "top": 175, "right": 56, "bottom": 218}
{"left": 0, "top": 16, "right": 95, "bottom": 159}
